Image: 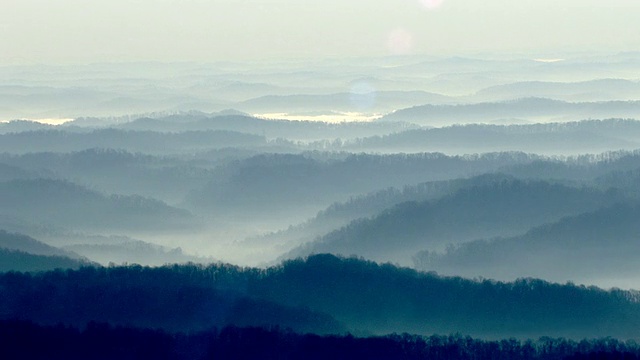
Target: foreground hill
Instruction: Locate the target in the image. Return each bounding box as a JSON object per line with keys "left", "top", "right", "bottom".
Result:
{"left": 2, "top": 255, "right": 640, "bottom": 339}
{"left": 286, "top": 179, "right": 621, "bottom": 264}
{"left": 416, "top": 203, "right": 640, "bottom": 287}
{"left": 473, "top": 79, "right": 640, "bottom": 103}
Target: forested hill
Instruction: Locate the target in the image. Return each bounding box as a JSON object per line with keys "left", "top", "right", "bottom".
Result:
{"left": 0, "top": 129, "right": 268, "bottom": 154}
{"left": 286, "top": 179, "right": 621, "bottom": 263}
{"left": 0, "top": 178, "right": 196, "bottom": 232}
{"left": 185, "top": 152, "right": 542, "bottom": 220}
{"left": 380, "top": 99, "right": 640, "bottom": 125}
{"left": 114, "top": 113, "right": 414, "bottom": 141}
{"left": 0, "top": 248, "right": 91, "bottom": 273}
{"left": 416, "top": 202, "right": 640, "bottom": 285}
{"left": 346, "top": 119, "right": 640, "bottom": 155}
{"left": 3, "top": 254, "right": 640, "bottom": 340}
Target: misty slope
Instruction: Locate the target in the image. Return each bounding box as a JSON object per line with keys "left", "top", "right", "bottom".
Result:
{"left": 347, "top": 120, "right": 640, "bottom": 155}
{"left": 595, "top": 167, "right": 640, "bottom": 198}
{"left": 4, "top": 255, "right": 640, "bottom": 339}
{"left": 64, "top": 240, "right": 213, "bottom": 267}
{"left": 0, "top": 162, "right": 47, "bottom": 182}
{"left": 286, "top": 179, "right": 623, "bottom": 264}
{"left": 0, "top": 263, "right": 345, "bottom": 335}
{"left": 0, "top": 82, "right": 230, "bottom": 120}
{"left": 0, "top": 129, "right": 269, "bottom": 154}
{"left": 0, "top": 149, "right": 216, "bottom": 204}
{"left": 0, "top": 178, "right": 197, "bottom": 233}
{"left": 0, "top": 230, "right": 79, "bottom": 258}
{"left": 381, "top": 98, "right": 640, "bottom": 126}
{"left": 116, "top": 113, "right": 416, "bottom": 141}
{"left": 416, "top": 203, "right": 640, "bottom": 286}
{"left": 497, "top": 149, "right": 640, "bottom": 184}
{"left": 0, "top": 230, "right": 96, "bottom": 272}
{"left": 248, "top": 173, "right": 517, "bottom": 251}
{"left": 185, "top": 152, "right": 541, "bottom": 222}
{"left": 8, "top": 322, "right": 640, "bottom": 360}
{"left": 237, "top": 90, "right": 454, "bottom": 113}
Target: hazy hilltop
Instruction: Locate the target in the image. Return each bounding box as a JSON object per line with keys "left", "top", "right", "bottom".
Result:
{"left": 381, "top": 99, "right": 640, "bottom": 126}
{"left": 0, "top": 230, "right": 80, "bottom": 258}
{"left": 184, "top": 152, "right": 542, "bottom": 224}
{"left": 346, "top": 119, "right": 640, "bottom": 155}
{"left": 112, "top": 113, "right": 414, "bottom": 141}
{"left": 4, "top": 54, "right": 640, "bottom": 123}
{"left": 473, "top": 79, "right": 640, "bottom": 103}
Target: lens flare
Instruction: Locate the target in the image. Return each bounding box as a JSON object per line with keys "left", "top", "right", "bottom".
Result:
{"left": 419, "top": 0, "right": 444, "bottom": 10}
{"left": 387, "top": 28, "right": 414, "bottom": 55}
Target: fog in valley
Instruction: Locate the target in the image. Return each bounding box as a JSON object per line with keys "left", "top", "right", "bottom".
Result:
{"left": 4, "top": 1, "right": 640, "bottom": 355}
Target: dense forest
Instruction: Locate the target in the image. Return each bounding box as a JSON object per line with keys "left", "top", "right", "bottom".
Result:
{"left": 3, "top": 255, "right": 640, "bottom": 340}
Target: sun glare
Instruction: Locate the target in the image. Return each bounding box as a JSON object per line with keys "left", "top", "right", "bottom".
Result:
{"left": 419, "top": 0, "right": 444, "bottom": 10}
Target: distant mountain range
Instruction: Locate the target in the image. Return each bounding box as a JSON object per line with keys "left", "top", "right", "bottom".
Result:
{"left": 381, "top": 98, "right": 640, "bottom": 126}
{"left": 474, "top": 79, "right": 640, "bottom": 102}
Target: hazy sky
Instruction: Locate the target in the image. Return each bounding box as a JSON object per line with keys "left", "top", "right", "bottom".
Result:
{"left": 1, "top": 0, "right": 639, "bottom": 64}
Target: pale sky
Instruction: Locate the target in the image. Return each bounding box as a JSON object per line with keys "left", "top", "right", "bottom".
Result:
{"left": 1, "top": 0, "right": 639, "bottom": 64}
